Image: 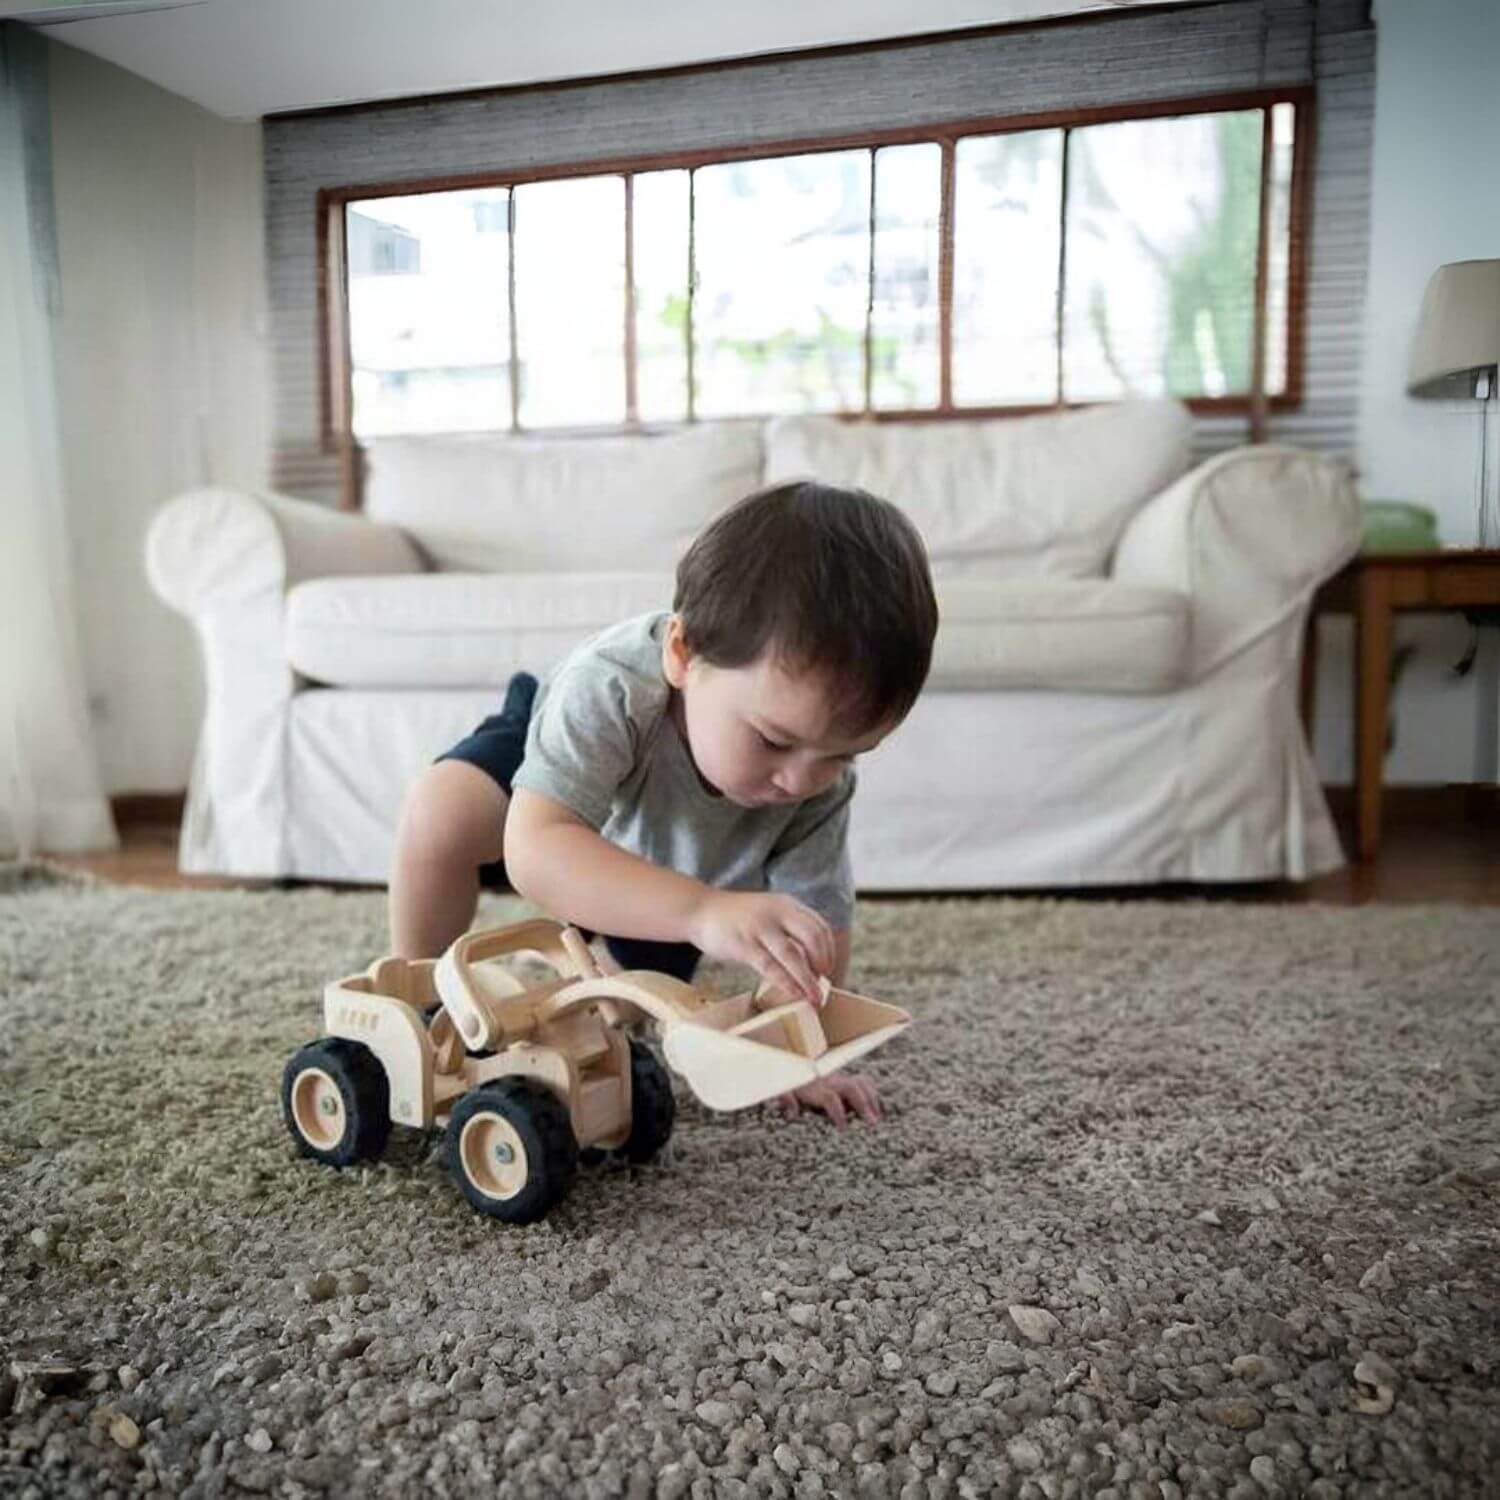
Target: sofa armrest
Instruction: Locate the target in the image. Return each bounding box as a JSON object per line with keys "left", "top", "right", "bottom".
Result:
{"left": 146, "top": 487, "right": 425, "bottom": 618}
{"left": 143, "top": 489, "right": 425, "bottom": 878}
{"left": 1110, "top": 446, "right": 1360, "bottom": 681}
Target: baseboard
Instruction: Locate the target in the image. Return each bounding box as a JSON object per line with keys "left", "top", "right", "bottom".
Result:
{"left": 1322, "top": 783, "right": 1500, "bottom": 825}
{"left": 1459, "top": 783, "right": 1500, "bottom": 826}
{"left": 112, "top": 787, "right": 1499, "bottom": 831}
{"left": 111, "top": 791, "right": 186, "bottom": 829}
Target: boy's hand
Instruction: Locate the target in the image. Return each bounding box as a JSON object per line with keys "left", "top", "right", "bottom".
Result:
{"left": 777, "top": 1073, "right": 881, "bottom": 1127}
{"left": 687, "top": 890, "right": 834, "bottom": 1005}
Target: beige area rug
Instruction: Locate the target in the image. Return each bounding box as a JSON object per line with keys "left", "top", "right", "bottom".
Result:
{"left": 1, "top": 867, "right": 1498, "bottom": 1498}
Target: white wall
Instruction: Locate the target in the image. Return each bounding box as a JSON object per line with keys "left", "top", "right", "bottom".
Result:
{"left": 47, "top": 38, "right": 270, "bottom": 794}
{"left": 1315, "top": 0, "right": 1500, "bottom": 785}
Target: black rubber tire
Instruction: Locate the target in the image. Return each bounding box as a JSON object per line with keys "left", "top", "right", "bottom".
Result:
{"left": 446, "top": 1079, "right": 577, "bottom": 1223}
{"left": 620, "top": 1039, "right": 676, "bottom": 1164}
{"left": 282, "top": 1038, "right": 392, "bottom": 1168}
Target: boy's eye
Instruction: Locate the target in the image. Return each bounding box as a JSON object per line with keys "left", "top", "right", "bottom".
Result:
{"left": 755, "top": 730, "right": 791, "bottom": 751}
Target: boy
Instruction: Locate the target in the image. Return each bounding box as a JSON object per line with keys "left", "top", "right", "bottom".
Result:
{"left": 388, "top": 480, "right": 938, "bottom": 1125}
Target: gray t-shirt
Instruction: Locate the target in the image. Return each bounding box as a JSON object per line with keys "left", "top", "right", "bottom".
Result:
{"left": 511, "top": 611, "right": 855, "bottom": 929}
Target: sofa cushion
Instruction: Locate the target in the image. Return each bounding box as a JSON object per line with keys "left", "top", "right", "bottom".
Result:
{"left": 935, "top": 578, "right": 1188, "bottom": 693}
{"left": 764, "top": 400, "right": 1193, "bottom": 580}
{"left": 286, "top": 572, "right": 674, "bottom": 689}
{"left": 286, "top": 573, "right": 1188, "bottom": 695}
{"left": 361, "top": 422, "right": 763, "bottom": 573}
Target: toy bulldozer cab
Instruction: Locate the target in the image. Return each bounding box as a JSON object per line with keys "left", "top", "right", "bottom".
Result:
{"left": 282, "top": 918, "right": 910, "bottom": 1223}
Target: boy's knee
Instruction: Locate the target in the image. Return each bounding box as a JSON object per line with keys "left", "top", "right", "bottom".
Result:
{"left": 396, "top": 761, "right": 508, "bottom": 869}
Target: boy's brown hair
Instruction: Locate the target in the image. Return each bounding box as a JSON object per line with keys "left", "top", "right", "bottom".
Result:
{"left": 673, "top": 480, "right": 938, "bottom": 735}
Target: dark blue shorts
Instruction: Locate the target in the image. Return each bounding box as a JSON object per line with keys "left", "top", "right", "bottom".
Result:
{"left": 436, "top": 678, "right": 701, "bottom": 984}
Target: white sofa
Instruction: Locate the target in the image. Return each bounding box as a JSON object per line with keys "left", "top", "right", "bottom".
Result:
{"left": 146, "top": 400, "right": 1359, "bottom": 889}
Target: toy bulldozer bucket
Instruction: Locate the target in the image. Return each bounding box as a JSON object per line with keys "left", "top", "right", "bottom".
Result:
{"left": 435, "top": 922, "right": 911, "bottom": 1113}
{"left": 657, "top": 982, "right": 911, "bottom": 1111}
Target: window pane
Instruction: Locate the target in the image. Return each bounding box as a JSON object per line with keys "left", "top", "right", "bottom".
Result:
{"left": 952, "top": 131, "right": 1063, "bottom": 406}
{"left": 872, "top": 144, "right": 941, "bottom": 411}
{"left": 347, "top": 189, "right": 510, "bottom": 436}
{"left": 1265, "top": 103, "right": 1295, "bottom": 397}
{"left": 513, "top": 175, "right": 625, "bottom": 427}
{"left": 633, "top": 169, "right": 690, "bottom": 423}
{"left": 1063, "top": 111, "right": 1264, "bottom": 402}
{"left": 693, "top": 151, "right": 871, "bottom": 417}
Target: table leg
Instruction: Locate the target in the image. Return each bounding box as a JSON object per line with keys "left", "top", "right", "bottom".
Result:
{"left": 1353, "top": 570, "right": 1393, "bottom": 861}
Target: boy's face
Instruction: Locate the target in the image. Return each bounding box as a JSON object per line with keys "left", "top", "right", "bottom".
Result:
{"left": 662, "top": 616, "right": 891, "bottom": 808}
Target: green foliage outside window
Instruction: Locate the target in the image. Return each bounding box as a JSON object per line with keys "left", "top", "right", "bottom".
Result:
{"left": 1072, "top": 112, "right": 1264, "bottom": 398}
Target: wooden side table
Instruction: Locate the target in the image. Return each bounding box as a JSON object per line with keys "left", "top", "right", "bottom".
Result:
{"left": 1304, "top": 549, "right": 1500, "bottom": 860}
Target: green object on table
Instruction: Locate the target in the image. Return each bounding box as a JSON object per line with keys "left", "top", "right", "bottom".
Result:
{"left": 1361, "top": 500, "right": 1441, "bottom": 553}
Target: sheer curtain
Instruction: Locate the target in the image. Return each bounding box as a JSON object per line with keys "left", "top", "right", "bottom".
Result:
{"left": 0, "top": 23, "right": 116, "bottom": 857}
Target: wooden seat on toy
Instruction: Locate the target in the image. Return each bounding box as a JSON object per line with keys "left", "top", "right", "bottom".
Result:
{"left": 539, "top": 1006, "right": 613, "bottom": 1068}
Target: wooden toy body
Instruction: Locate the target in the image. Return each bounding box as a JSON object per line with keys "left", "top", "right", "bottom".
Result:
{"left": 318, "top": 917, "right": 911, "bottom": 1142}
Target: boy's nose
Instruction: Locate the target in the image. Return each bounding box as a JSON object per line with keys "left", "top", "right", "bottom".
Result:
{"left": 773, "top": 766, "right": 817, "bottom": 799}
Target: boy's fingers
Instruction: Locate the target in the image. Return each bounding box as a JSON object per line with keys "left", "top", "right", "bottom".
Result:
{"left": 781, "top": 905, "right": 834, "bottom": 978}
{"left": 755, "top": 948, "right": 809, "bottom": 1008}
{"left": 763, "top": 933, "right": 821, "bottom": 1004}
{"left": 827, "top": 1073, "right": 878, "bottom": 1125}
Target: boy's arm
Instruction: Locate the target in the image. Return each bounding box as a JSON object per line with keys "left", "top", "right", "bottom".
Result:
{"left": 505, "top": 787, "right": 832, "bottom": 1001}
{"left": 505, "top": 786, "right": 702, "bottom": 942}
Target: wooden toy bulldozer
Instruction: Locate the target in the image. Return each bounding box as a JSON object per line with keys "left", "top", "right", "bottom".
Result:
{"left": 282, "top": 918, "right": 910, "bottom": 1223}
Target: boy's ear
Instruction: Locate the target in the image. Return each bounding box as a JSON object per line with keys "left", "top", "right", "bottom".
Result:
{"left": 661, "top": 614, "right": 692, "bottom": 689}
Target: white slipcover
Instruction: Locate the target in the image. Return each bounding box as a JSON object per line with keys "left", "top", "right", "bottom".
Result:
{"left": 362, "top": 422, "right": 763, "bottom": 573}
{"left": 285, "top": 572, "right": 1190, "bottom": 695}
{"left": 146, "top": 406, "right": 1360, "bottom": 887}
{"left": 764, "top": 401, "right": 1193, "bottom": 579}
{"left": 285, "top": 572, "right": 672, "bottom": 690}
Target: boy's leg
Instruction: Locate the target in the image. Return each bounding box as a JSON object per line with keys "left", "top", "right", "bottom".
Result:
{"left": 389, "top": 671, "right": 537, "bottom": 958}
{"left": 388, "top": 760, "right": 509, "bottom": 958}
{"left": 601, "top": 935, "right": 702, "bottom": 983}
{"left": 388, "top": 671, "right": 699, "bottom": 985}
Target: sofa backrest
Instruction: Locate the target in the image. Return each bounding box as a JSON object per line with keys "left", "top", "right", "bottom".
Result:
{"left": 362, "top": 422, "right": 764, "bottom": 572}
{"left": 764, "top": 400, "right": 1193, "bottom": 579}
{"left": 362, "top": 400, "right": 1192, "bottom": 578}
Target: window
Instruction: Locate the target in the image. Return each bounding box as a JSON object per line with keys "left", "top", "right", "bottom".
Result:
{"left": 632, "top": 169, "right": 691, "bottom": 423}
{"left": 345, "top": 188, "right": 511, "bottom": 435}
{"left": 512, "top": 174, "right": 626, "bottom": 427}
{"left": 1061, "top": 110, "right": 1267, "bottom": 402}
{"left": 329, "top": 92, "right": 1307, "bottom": 439}
{"left": 952, "top": 131, "right": 1062, "bottom": 405}
{"left": 872, "top": 143, "right": 942, "bottom": 410}
{"left": 693, "top": 151, "right": 872, "bottom": 418}
{"left": 346, "top": 211, "right": 421, "bottom": 275}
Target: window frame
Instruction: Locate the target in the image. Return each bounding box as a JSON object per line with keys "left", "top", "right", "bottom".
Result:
{"left": 318, "top": 86, "right": 1313, "bottom": 458}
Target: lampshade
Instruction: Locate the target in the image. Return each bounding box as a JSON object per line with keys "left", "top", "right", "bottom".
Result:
{"left": 1407, "top": 259, "right": 1500, "bottom": 396}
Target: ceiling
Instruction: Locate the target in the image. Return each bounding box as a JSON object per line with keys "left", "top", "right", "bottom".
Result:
{"left": 14, "top": 0, "right": 1183, "bottom": 122}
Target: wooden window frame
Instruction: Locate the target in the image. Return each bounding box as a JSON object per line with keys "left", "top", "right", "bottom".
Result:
{"left": 319, "top": 86, "right": 1313, "bottom": 470}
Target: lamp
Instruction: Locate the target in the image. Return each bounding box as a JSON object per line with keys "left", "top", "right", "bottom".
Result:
{"left": 1407, "top": 258, "right": 1500, "bottom": 544}
{"left": 1408, "top": 259, "right": 1500, "bottom": 791}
